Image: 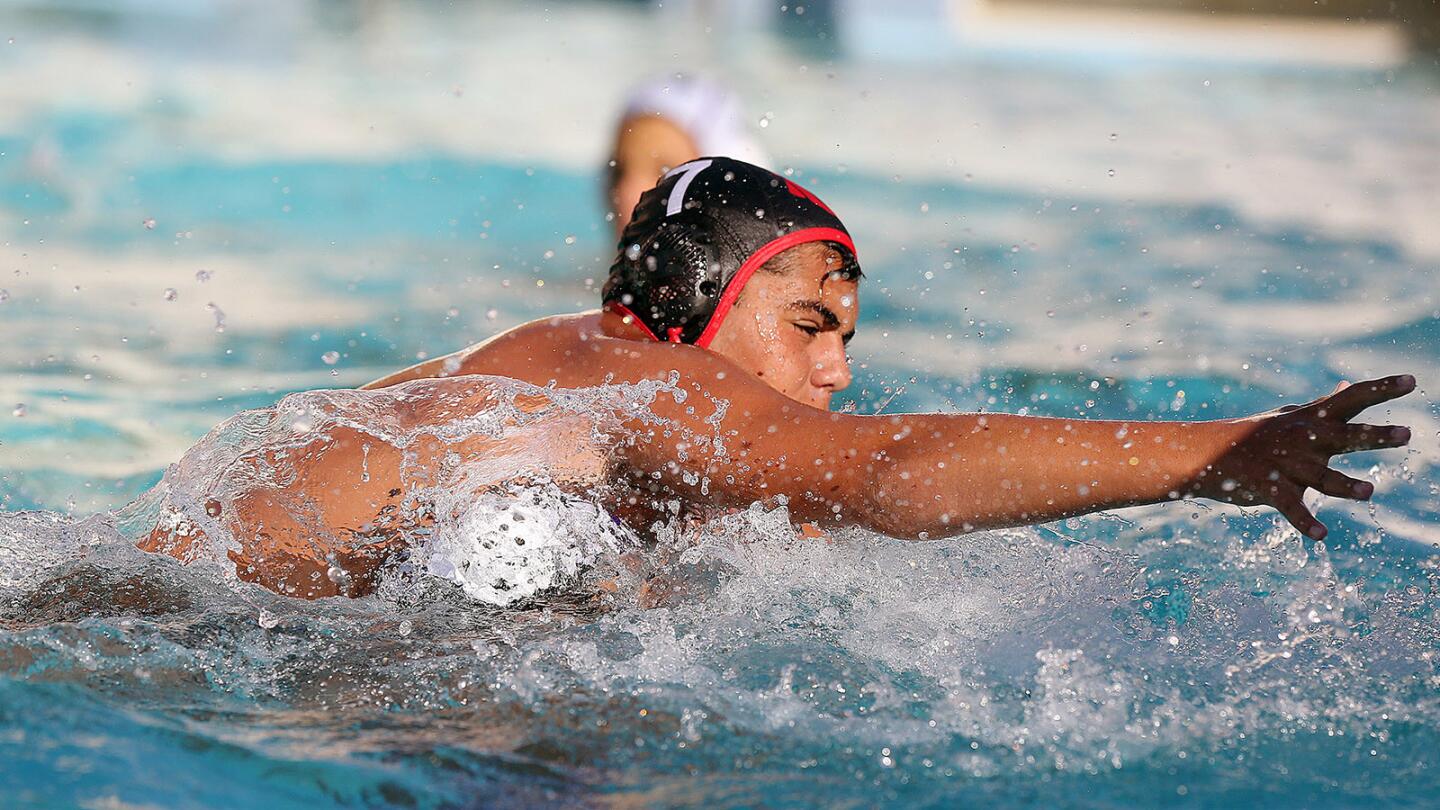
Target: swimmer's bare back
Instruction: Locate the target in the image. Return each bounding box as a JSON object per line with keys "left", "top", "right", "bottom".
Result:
{"left": 150, "top": 308, "right": 1413, "bottom": 598}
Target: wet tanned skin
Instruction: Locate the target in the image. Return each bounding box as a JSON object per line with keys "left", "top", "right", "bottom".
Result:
{"left": 151, "top": 243, "right": 1415, "bottom": 597}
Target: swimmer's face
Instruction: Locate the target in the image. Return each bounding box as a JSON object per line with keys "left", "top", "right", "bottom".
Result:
{"left": 707, "top": 243, "right": 859, "bottom": 411}
{"left": 608, "top": 115, "right": 700, "bottom": 236}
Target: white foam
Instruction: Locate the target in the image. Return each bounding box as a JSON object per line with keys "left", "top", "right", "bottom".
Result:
{"left": 423, "top": 481, "right": 634, "bottom": 606}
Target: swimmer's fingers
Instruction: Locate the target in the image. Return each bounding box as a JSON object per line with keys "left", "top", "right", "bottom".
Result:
{"left": 1318, "top": 374, "right": 1416, "bottom": 421}
{"left": 1271, "top": 484, "right": 1327, "bottom": 540}
{"left": 1287, "top": 459, "right": 1375, "bottom": 501}
{"left": 1327, "top": 423, "right": 1412, "bottom": 455}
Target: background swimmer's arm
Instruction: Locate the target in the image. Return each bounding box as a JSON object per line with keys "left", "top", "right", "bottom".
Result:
{"left": 580, "top": 340, "right": 1413, "bottom": 541}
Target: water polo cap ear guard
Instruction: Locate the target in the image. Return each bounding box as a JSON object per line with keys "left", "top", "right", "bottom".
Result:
{"left": 602, "top": 156, "right": 858, "bottom": 347}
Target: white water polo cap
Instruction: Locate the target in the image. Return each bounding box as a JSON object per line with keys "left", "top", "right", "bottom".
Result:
{"left": 619, "top": 73, "right": 770, "bottom": 168}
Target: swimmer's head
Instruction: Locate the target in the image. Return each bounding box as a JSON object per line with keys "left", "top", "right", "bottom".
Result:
{"left": 607, "top": 75, "right": 769, "bottom": 236}
{"left": 603, "top": 157, "right": 861, "bottom": 409}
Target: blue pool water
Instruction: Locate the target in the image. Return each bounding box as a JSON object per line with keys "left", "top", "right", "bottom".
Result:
{"left": 3, "top": 3, "right": 1440, "bottom": 807}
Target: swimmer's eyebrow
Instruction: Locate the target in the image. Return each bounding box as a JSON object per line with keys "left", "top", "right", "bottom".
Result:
{"left": 787, "top": 300, "right": 856, "bottom": 345}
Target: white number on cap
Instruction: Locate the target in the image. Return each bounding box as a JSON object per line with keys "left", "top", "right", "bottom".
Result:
{"left": 663, "top": 159, "right": 713, "bottom": 217}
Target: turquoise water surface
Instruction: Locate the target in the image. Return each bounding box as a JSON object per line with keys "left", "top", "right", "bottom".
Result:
{"left": 3, "top": 3, "right": 1440, "bottom": 807}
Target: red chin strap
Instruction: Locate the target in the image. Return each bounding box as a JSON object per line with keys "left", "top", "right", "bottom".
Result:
{"left": 609, "top": 226, "right": 858, "bottom": 348}
{"left": 608, "top": 302, "right": 662, "bottom": 340}
{"left": 693, "top": 227, "right": 855, "bottom": 349}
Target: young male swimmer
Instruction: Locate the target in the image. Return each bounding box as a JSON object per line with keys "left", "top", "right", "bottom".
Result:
{"left": 144, "top": 157, "right": 1416, "bottom": 600}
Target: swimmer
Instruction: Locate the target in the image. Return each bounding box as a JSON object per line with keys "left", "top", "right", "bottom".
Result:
{"left": 607, "top": 74, "right": 768, "bottom": 236}
{"left": 146, "top": 157, "right": 1415, "bottom": 600}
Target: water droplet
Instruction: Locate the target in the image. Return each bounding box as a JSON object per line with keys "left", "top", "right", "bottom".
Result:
{"left": 321, "top": 351, "right": 340, "bottom": 365}
{"left": 486, "top": 308, "right": 498, "bottom": 321}
{"left": 0, "top": 289, "right": 8, "bottom": 304}
{"left": 205, "top": 302, "right": 226, "bottom": 333}
{"left": 195, "top": 269, "right": 212, "bottom": 283}
{"left": 258, "top": 607, "right": 280, "bottom": 629}
{"left": 11, "top": 403, "right": 26, "bottom": 418}
{"left": 162, "top": 288, "right": 177, "bottom": 301}
{"left": 142, "top": 218, "right": 156, "bottom": 230}
{"left": 1109, "top": 132, "right": 1118, "bottom": 141}
{"left": 1107, "top": 169, "right": 1116, "bottom": 177}
{"left": 398, "top": 619, "right": 414, "bottom": 637}
{"left": 564, "top": 235, "right": 576, "bottom": 245}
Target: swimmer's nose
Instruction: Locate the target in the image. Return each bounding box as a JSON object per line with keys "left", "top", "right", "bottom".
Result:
{"left": 810, "top": 336, "right": 852, "bottom": 394}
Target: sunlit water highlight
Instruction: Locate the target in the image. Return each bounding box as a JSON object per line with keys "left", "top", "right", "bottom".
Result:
{"left": 2, "top": 2, "right": 1439, "bottom": 807}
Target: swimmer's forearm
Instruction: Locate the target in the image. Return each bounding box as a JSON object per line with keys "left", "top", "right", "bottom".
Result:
{"left": 846, "top": 413, "right": 1245, "bottom": 537}
{"left": 680, "top": 410, "right": 1242, "bottom": 539}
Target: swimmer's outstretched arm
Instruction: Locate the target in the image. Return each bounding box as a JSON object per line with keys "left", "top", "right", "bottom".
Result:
{"left": 362, "top": 317, "right": 1414, "bottom": 541}
{"left": 702, "top": 380, "right": 1412, "bottom": 541}
{"left": 566, "top": 339, "right": 1415, "bottom": 541}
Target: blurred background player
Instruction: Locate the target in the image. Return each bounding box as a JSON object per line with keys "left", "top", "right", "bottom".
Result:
{"left": 605, "top": 73, "right": 770, "bottom": 236}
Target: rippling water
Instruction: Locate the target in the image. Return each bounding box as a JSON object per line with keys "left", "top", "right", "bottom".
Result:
{"left": 2, "top": 2, "right": 1439, "bottom": 807}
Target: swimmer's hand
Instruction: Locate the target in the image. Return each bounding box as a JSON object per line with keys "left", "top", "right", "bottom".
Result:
{"left": 1184, "top": 374, "right": 1415, "bottom": 540}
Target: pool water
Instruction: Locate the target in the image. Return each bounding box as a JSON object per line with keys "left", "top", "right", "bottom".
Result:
{"left": 2, "top": 2, "right": 1439, "bottom": 807}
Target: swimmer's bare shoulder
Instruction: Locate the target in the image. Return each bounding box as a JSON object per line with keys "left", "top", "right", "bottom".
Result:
{"left": 361, "top": 312, "right": 604, "bottom": 391}
{"left": 362, "top": 309, "right": 746, "bottom": 401}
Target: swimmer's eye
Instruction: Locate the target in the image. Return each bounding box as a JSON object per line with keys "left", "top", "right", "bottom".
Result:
{"left": 794, "top": 323, "right": 821, "bottom": 338}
